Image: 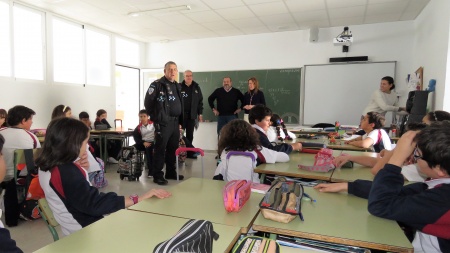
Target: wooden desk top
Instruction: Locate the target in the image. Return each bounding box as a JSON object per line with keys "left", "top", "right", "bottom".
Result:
{"left": 254, "top": 151, "right": 334, "bottom": 181}
{"left": 128, "top": 178, "right": 262, "bottom": 233}
{"left": 252, "top": 187, "right": 412, "bottom": 253}
{"left": 330, "top": 151, "right": 378, "bottom": 182}
{"left": 35, "top": 210, "right": 241, "bottom": 253}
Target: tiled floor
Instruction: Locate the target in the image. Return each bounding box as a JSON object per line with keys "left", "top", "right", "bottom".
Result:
{"left": 5, "top": 151, "right": 218, "bottom": 253}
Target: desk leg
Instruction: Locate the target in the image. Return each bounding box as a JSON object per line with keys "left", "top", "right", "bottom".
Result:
{"left": 260, "top": 174, "right": 266, "bottom": 184}
{"left": 103, "top": 134, "right": 108, "bottom": 165}
{"left": 269, "top": 233, "right": 277, "bottom": 240}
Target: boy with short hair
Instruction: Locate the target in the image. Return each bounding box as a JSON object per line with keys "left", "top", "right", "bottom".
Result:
{"left": 133, "top": 110, "right": 155, "bottom": 178}
{"left": 315, "top": 121, "right": 450, "bottom": 252}
{"left": 249, "top": 105, "right": 301, "bottom": 154}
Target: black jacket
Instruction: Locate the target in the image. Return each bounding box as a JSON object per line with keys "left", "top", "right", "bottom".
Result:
{"left": 144, "top": 76, "right": 183, "bottom": 127}
{"left": 181, "top": 80, "right": 203, "bottom": 120}
{"left": 254, "top": 128, "right": 293, "bottom": 154}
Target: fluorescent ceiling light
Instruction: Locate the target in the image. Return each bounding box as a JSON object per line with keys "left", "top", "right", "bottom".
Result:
{"left": 128, "top": 5, "right": 191, "bottom": 17}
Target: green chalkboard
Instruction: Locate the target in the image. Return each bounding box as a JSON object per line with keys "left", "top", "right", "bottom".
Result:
{"left": 180, "top": 68, "right": 301, "bottom": 123}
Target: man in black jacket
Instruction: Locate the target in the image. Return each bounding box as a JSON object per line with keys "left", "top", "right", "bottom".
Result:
{"left": 144, "top": 61, "right": 184, "bottom": 185}
{"left": 181, "top": 70, "right": 203, "bottom": 158}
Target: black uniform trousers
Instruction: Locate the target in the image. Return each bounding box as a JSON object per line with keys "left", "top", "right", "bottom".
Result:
{"left": 153, "top": 118, "right": 180, "bottom": 179}
{"left": 183, "top": 112, "right": 196, "bottom": 145}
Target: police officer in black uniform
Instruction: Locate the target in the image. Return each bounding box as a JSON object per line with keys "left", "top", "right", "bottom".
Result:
{"left": 144, "top": 61, "right": 183, "bottom": 185}
{"left": 181, "top": 70, "right": 203, "bottom": 153}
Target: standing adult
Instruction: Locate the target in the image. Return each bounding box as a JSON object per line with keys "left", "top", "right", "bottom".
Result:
{"left": 145, "top": 61, "right": 184, "bottom": 185}
{"left": 362, "top": 76, "right": 406, "bottom": 117}
{"left": 208, "top": 77, "right": 244, "bottom": 136}
{"left": 242, "top": 77, "right": 266, "bottom": 122}
{"left": 181, "top": 70, "right": 203, "bottom": 146}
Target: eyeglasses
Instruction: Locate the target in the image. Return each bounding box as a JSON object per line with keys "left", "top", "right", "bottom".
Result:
{"left": 413, "top": 146, "right": 425, "bottom": 162}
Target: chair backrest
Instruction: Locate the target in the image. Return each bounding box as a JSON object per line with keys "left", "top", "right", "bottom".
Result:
{"left": 38, "top": 198, "right": 60, "bottom": 241}
{"left": 224, "top": 151, "right": 256, "bottom": 182}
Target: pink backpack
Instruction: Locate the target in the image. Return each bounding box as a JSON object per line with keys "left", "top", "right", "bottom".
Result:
{"left": 223, "top": 180, "right": 252, "bottom": 212}
{"left": 298, "top": 148, "right": 336, "bottom": 172}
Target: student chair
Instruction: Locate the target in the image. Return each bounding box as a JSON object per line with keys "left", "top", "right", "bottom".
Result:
{"left": 312, "top": 123, "right": 335, "bottom": 129}
{"left": 38, "top": 198, "right": 60, "bottom": 241}
{"left": 175, "top": 148, "right": 205, "bottom": 181}
{"left": 224, "top": 151, "right": 256, "bottom": 182}
{"left": 13, "top": 148, "right": 41, "bottom": 202}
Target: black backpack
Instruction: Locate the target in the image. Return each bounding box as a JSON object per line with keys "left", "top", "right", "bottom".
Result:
{"left": 153, "top": 219, "right": 219, "bottom": 253}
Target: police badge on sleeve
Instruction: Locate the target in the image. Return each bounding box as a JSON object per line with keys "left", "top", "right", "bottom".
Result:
{"left": 148, "top": 86, "right": 155, "bottom": 95}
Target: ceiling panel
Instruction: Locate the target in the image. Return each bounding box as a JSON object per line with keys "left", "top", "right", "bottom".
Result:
{"left": 15, "top": 0, "right": 430, "bottom": 42}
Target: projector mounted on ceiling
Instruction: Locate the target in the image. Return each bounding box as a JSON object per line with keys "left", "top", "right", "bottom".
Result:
{"left": 334, "top": 26, "right": 353, "bottom": 52}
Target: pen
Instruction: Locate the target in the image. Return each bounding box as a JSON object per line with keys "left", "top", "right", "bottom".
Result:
{"left": 303, "top": 193, "right": 316, "bottom": 203}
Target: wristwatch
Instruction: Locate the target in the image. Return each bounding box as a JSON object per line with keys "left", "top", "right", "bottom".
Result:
{"left": 129, "top": 194, "right": 139, "bottom": 205}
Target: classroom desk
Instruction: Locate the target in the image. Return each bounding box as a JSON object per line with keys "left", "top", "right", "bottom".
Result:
{"left": 252, "top": 187, "right": 413, "bottom": 253}
{"left": 254, "top": 151, "right": 335, "bottom": 181}
{"left": 290, "top": 130, "right": 331, "bottom": 135}
{"left": 128, "top": 178, "right": 262, "bottom": 233}
{"left": 296, "top": 138, "right": 371, "bottom": 152}
{"left": 90, "top": 128, "right": 133, "bottom": 163}
{"left": 330, "top": 151, "right": 378, "bottom": 182}
{"left": 35, "top": 210, "right": 241, "bottom": 253}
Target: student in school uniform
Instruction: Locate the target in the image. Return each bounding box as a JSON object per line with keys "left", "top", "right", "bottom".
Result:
{"left": 249, "top": 105, "right": 301, "bottom": 154}
{"left": 345, "top": 112, "right": 391, "bottom": 152}
{"left": 133, "top": 109, "right": 155, "bottom": 178}
{"left": 0, "top": 134, "right": 24, "bottom": 253}
{"left": 213, "top": 119, "right": 289, "bottom": 183}
{"left": 94, "top": 109, "right": 121, "bottom": 163}
{"left": 51, "top": 104, "right": 72, "bottom": 119}
{"left": 315, "top": 121, "right": 450, "bottom": 253}
{"left": 0, "top": 105, "right": 40, "bottom": 226}
{"left": 37, "top": 117, "right": 171, "bottom": 235}
{"left": 242, "top": 77, "right": 266, "bottom": 122}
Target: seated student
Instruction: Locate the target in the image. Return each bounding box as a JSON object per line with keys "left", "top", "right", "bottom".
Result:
{"left": 213, "top": 119, "right": 289, "bottom": 183}
{"left": 249, "top": 105, "right": 301, "bottom": 154}
{"left": 0, "top": 134, "right": 24, "bottom": 253}
{"left": 422, "top": 110, "right": 450, "bottom": 124}
{"left": 51, "top": 105, "right": 72, "bottom": 119}
{"left": 79, "top": 111, "right": 100, "bottom": 158}
{"left": 345, "top": 112, "right": 391, "bottom": 152}
{"left": 94, "top": 109, "right": 121, "bottom": 163}
{"left": 37, "top": 117, "right": 172, "bottom": 235}
{"left": 133, "top": 109, "right": 155, "bottom": 178}
{"left": 0, "top": 108, "right": 8, "bottom": 128}
{"left": 337, "top": 110, "right": 450, "bottom": 180}
{"left": 0, "top": 106, "right": 41, "bottom": 226}
{"left": 267, "top": 113, "right": 296, "bottom": 142}
{"left": 315, "top": 121, "right": 450, "bottom": 253}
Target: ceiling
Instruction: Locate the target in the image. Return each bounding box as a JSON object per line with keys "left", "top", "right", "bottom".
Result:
{"left": 17, "top": 0, "right": 430, "bottom": 43}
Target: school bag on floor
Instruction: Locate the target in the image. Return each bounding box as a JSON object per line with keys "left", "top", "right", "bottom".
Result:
{"left": 260, "top": 177, "right": 304, "bottom": 223}
{"left": 153, "top": 219, "right": 219, "bottom": 253}
{"left": 233, "top": 236, "right": 280, "bottom": 253}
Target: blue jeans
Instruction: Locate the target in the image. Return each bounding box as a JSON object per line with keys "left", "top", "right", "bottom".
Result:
{"left": 217, "top": 115, "right": 238, "bottom": 135}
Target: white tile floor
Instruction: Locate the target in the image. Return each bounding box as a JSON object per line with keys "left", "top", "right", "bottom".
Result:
{"left": 5, "top": 151, "right": 218, "bottom": 253}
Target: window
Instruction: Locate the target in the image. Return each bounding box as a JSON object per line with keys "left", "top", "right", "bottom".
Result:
{"left": 86, "top": 29, "right": 110, "bottom": 86}
{"left": 116, "top": 65, "right": 140, "bottom": 128}
{"left": 115, "top": 37, "right": 139, "bottom": 66}
{"left": 53, "top": 18, "right": 84, "bottom": 84}
{"left": 13, "top": 5, "right": 44, "bottom": 80}
{"left": 0, "top": 1, "right": 10, "bottom": 77}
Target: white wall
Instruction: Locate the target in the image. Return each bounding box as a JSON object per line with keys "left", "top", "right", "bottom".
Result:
{"left": 0, "top": 78, "right": 117, "bottom": 128}
{"left": 413, "top": 0, "right": 450, "bottom": 110}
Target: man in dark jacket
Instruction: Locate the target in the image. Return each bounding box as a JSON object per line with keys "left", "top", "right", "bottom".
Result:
{"left": 181, "top": 70, "right": 203, "bottom": 158}
{"left": 144, "top": 61, "right": 184, "bottom": 185}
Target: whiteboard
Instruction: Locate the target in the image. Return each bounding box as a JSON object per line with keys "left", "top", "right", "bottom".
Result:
{"left": 302, "top": 62, "right": 396, "bottom": 126}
